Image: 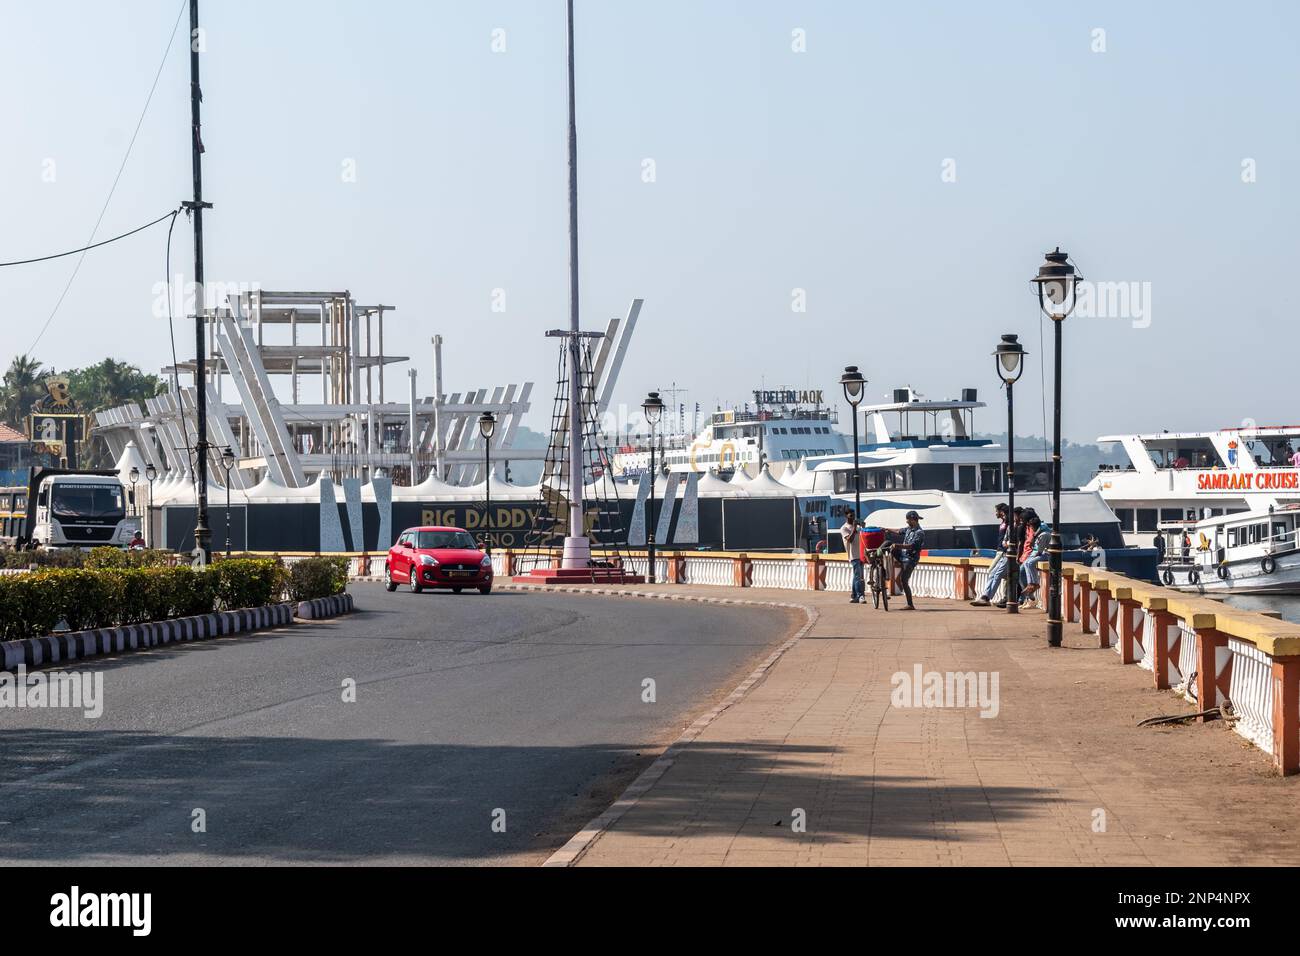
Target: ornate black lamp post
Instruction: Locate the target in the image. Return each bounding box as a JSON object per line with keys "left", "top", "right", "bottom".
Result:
{"left": 478, "top": 411, "right": 497, "bottom": 554}
{"left": 642, "top": 391, "right": 665, "bottom": 584}
{"left": 1031, "top": 248, "right": 1082, "bottom": 646}
{"left": 220, "top": 446, "right": 236, "bottom": 558}
{"left": 995, "top": 334, "right": 1027, "bottom": 614}
{"left": 839, "top": 366, "right": 866, "bottom": 524}
{"left": 144, "top": 463, "right": 157, "bottom": 548}
{"left": 128, "top": 467, "right": 140, "bottom": 519}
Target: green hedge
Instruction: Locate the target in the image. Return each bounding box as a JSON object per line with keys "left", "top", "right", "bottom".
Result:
{"left": 286, "top": 556, "right": 348, "bottom": 602}
{"left": 0, "top": 558, "right": 301, "bottom": 642}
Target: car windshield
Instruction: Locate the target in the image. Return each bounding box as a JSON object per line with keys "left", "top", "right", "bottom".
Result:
{"left": 416, "top": 530, "right": 477, "bottom": 550}
{"left": 51, "top": 483, "right": 124, "bottom": 521}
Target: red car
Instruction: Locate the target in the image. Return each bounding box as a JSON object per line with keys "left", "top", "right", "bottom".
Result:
{"left": 385, "top": 526, "right": 494, "bottom": 594}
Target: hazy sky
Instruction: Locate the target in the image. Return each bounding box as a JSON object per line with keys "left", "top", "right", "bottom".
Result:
{"left": 2, "top": 0, "right": 1296, "bottom": 443}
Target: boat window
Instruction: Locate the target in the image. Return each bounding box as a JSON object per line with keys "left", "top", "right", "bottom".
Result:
{"left": 1136, "top": 509, "right": 1158, "bottom": 532}
{"left": 1227, "top": 528, "right": 1238, "bottom": 548}
{"left": 958, "top": 465, "right": 977, "bottom": 493}
{"left": 912, "top": 464, "right": 955, "bottom": 492}
{"left": 1115, "top": 508, "right": 1134, "bottom": 531}
{"left": 979, "top": 464, "right": 1002, "bottom": 493}
{"left": 1159, "top": 508, "right": 1184, "bottom": 524}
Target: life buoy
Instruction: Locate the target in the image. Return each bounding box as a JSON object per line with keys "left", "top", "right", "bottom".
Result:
{"left": 1262, "top": 556, "right": 1277, "bottom": 575}
{"left": 1188, "top": 568, "right": 1200, "bottom": 585}
{"left": 1162, "top": 569, "right": 1174, "bottom": 586}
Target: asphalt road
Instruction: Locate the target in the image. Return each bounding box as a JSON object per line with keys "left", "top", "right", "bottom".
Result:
{"left": 0, "top": 584, "right": 797, "bottom": 865}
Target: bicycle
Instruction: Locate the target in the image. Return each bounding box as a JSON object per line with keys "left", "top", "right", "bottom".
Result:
{"left": 866, "top": 542, "right": 894, "bottom": 610}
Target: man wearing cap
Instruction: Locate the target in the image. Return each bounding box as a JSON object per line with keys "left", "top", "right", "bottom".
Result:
{"left": 892, "top": 510, "right": 926, "bottom": 610}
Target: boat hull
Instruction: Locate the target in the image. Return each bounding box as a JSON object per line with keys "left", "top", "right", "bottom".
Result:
{"left": 1162, "top": 549, "right": 1300, "bottom": 596}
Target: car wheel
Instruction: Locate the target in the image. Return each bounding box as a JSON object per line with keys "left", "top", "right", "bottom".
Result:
{"left": 385, "top": 564, "right": 397, "bottom": 592}
{"left": 478, "top": 585, "right": 492, "bottom": 595}
{"left": 452, "top": 587, "right": 463, "bottom": 594}
{"left": 409, "top": 570, "right": 423, "bottom": 593}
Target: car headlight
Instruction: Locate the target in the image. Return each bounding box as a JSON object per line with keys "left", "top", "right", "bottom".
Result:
{"left": 480, "top": 555, "right": 492, "bottom": 568}
{"left": 419, "top": 554, "right": 438, "bottom": 566}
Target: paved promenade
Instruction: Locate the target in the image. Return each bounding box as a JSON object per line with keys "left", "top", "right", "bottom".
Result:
{"left": 509, "top": 584, "right": 1300, "bottom": 867}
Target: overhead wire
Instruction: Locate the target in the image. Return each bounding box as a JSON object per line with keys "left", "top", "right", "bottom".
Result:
{"left": 21, "top": 0, "right": 189, "bottom": 356}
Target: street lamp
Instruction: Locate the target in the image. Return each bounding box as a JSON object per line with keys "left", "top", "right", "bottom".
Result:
{"left": 1031, "top": 247, "right": 1082, "bottom": 646}
{"left": 220, "top": 446, "right": 236, "bottom": 558}
{"left": 994, "top": 335, "right": 1027, "bottom": 614}
{"left": 478, "top": 411, "right": 497, "bottom": 554}
{"left": 642, "top": 391, "right": 665, "bottom": 584}
{"left": 128, "top": 467, "right": 140, "bottom": 519}
{"left": 144, "top": 463, "right": 156, "bottom": 548}
{"left": 839, "top": 366, "right": 866, "bottom": 524}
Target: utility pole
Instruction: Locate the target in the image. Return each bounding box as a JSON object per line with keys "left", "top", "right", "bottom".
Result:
{"left": 186, "top": 0, "right": 213, "bottom": 563}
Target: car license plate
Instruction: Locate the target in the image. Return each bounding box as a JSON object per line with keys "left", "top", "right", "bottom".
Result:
{"left": 448, "top": 570, "right": 473, "bottom": 578}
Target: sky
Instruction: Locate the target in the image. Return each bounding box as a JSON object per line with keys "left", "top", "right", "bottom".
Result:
{"left": 2, "top": 0, "right": 1297, "bottom": 444}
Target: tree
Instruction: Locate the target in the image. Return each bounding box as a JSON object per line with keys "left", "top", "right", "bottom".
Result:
{"left": 0, "top": 354, "right": 52, "bottom": 428}
{"left": 61, "top": 359, "right": 166, "bottom": 468}
{"left": 63, "top": 359, "right": 165, "bottom": 415}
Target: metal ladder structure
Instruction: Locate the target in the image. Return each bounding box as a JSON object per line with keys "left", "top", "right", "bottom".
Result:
{"left": 521, "top": 339, "right": 631, "bottom": 582}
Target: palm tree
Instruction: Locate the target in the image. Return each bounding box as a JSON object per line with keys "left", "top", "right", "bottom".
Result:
{"left": 0, "top": 354, "right": 51, "bottom": 429}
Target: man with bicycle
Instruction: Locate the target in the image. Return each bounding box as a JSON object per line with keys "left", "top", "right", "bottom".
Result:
{"left": 891, "top": 511, "right": 925, "bottom": 610}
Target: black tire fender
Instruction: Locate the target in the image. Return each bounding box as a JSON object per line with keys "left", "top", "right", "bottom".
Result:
{"left": 1262, "top": 555, "right": 1277, "bottom": 575}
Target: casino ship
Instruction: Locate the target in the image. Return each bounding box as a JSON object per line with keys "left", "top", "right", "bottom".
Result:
{"left": 610, "top": 387, "right": 852, "bottom": 476}
{"left": 1082, "top": 425, "right": 1300, "bottom": 547}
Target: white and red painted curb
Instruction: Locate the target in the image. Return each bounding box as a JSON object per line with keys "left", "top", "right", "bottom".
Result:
{"left": 2, "top": 592, "right": 356, "bottom": 672}
{"left": 295, "top": 592, "right": 355, "bottom": 619}
{"left": 1, "top": 603, "right": 295, "bottom": 671}
{"left": 502, "top": 582, "right": 820, "bottom": 867}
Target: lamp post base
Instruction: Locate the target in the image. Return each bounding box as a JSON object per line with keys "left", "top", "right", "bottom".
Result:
{"left": 1047, "top": 618, "right": 1063, "bottom": 647}
{"left": 560, "top": 535, "right": 591, "bottom": 570}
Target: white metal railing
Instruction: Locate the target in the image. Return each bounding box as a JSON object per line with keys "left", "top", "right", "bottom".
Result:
{"left": 906, "top": 562, "right": 956, "bottom": 600}
{"left": 682, "top": 557, "right": 734, "bottom": 587}
{"left": 621, "top": 555, "right": 668, "bottom": 582}
{"left": 823, "top": 559, "right": 852, "bottom": 592}
{"left": 1227, "top": 638, "right": 1274, "bottom": 754}
{"left": 1137, "top": 609, "right": 1157, "bottom": 672}
{"left": 751, "top": 558, "right": 807, "bottom": 591}
{"left": 1175, "top": 620, "right": 1198, "bottom": 700}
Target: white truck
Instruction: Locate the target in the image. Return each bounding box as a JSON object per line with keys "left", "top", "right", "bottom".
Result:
{"left": 13, "top": 469, "right": 140, "bottom": 550}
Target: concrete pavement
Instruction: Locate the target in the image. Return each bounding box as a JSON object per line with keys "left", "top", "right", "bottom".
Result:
{"left": 517, "top": 584, "right": 1300, "bottom": 867}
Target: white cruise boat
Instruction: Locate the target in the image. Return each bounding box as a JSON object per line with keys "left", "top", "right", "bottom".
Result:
{"left": 799, "top": 391, "right": 1127, "bottom": 556}
{"left": 1083, "top": 425, "right": 1300, "bottom": 547}
{"left": 610, "top": 387, "right": 851, "bottom": 476}
{"left": 1158, "top": 503, "right": 1300, "bottom": 595}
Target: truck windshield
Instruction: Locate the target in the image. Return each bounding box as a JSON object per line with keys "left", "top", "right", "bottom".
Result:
{"left": 51, "top": 484, "right": 124, "bottom": 521}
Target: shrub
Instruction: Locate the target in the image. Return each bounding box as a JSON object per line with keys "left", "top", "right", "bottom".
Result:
{"left": 211, "top": 558, "right": 285, "bottom": 611}
{"left": 0, "top": 573, "right": 63, "bottom": 640}
{"left": 0, "top": 558, "right": 290, "bottom": 642}
{"left": 85, "top": 547, "right": 128, "bottom": 570}
{"left": 286, "top": 556, "right": 348, "bottom": 601}
{"left": 86, "top": 547, "right": 174, "bottom": 570}
{"left": 1, "top": 548, "right": 83, "bottom": 569}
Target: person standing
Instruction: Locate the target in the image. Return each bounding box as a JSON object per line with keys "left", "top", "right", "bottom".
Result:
{"left": 893, "top": 510, "right": 926, "bottom": 610}
{"left": 970, "top": 503, "right": 1010, "bottom": 607}
{"left": 840, "top": 508, "right": 864, "bottom": 603}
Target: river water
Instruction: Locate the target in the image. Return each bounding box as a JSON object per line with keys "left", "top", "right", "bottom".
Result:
{"left": 1223, "top": 594, "right": 1300, "bottom": 625}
